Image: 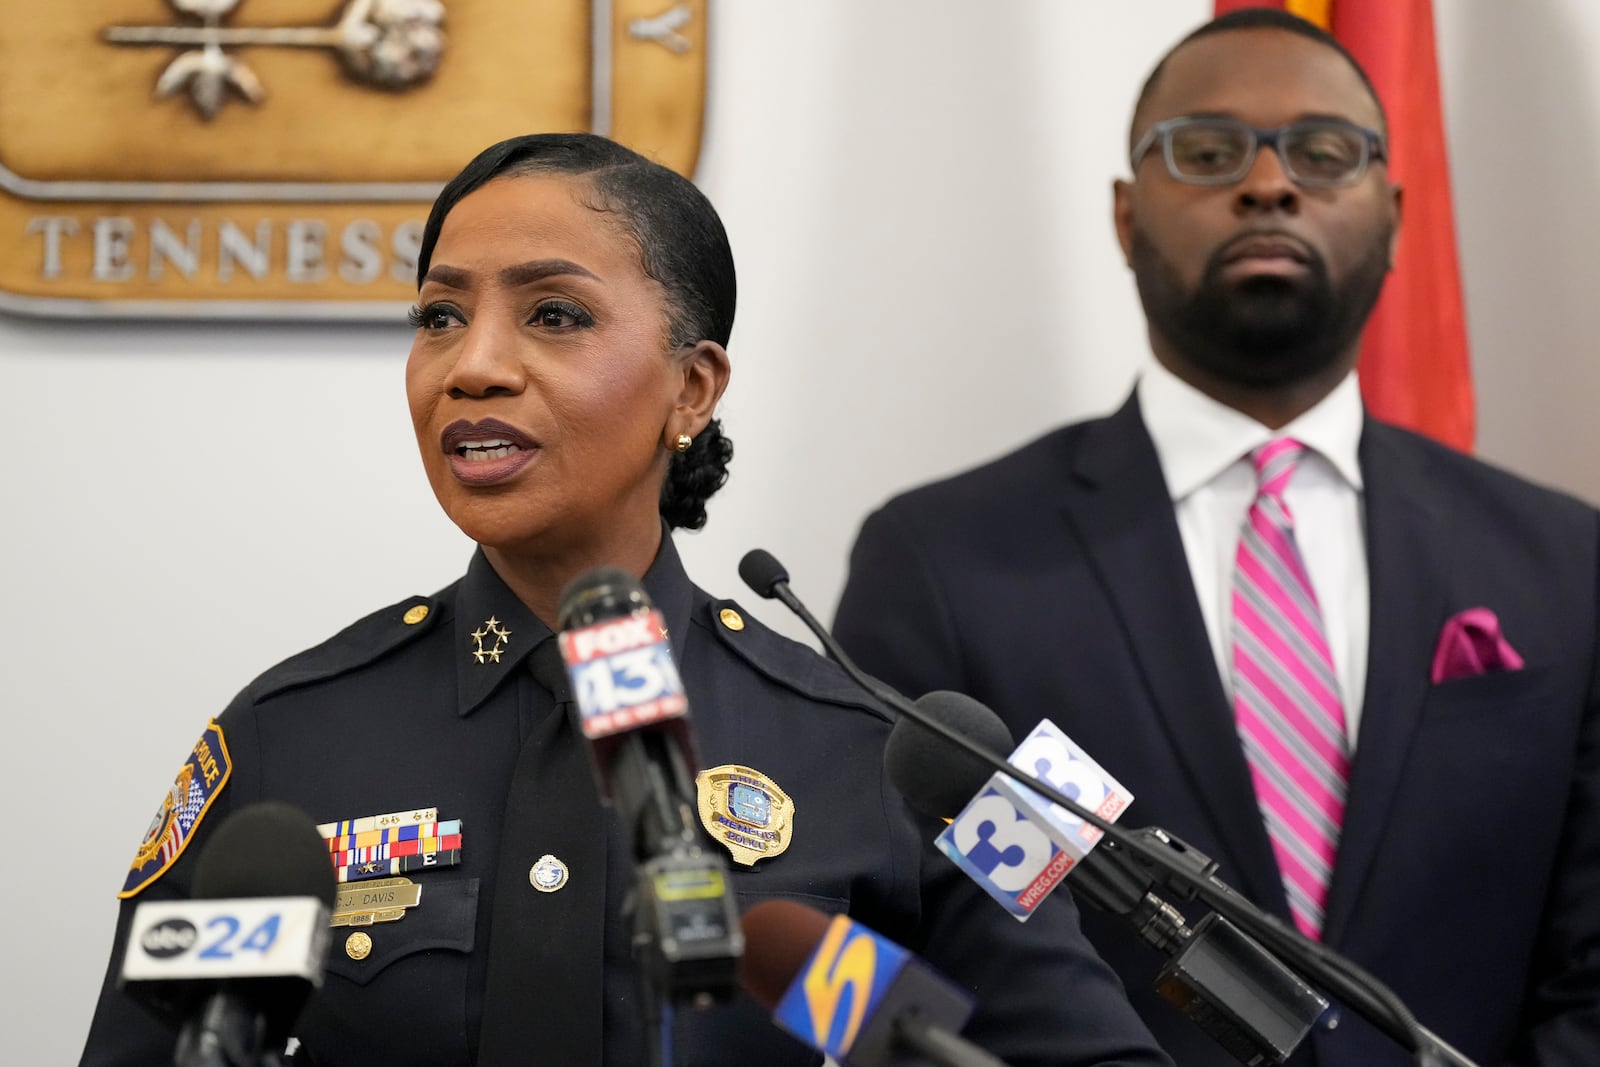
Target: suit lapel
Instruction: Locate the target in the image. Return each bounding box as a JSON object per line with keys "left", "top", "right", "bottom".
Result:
{"left": 1321, "top": 422, "right": 1450, "bottom": 943}
{"left": 1063, "top": 394, "right": 1285, "bottom": 910}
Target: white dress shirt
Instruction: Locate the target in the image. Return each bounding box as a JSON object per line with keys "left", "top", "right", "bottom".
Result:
{"left": 1138, "top": 360, "right": 1371, "bottom": 744}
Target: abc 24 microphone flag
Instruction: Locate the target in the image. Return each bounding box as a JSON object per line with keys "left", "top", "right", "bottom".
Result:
{"left": 0, "top": 0, "right": 706, "bottom": 319}
{"left": 1214, "top": 0, "right": 1475, "bottom": 451}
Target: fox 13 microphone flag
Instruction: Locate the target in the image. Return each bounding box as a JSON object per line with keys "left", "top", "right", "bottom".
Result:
{"left": 1215, "top": 0, "right": 1475, "bottom": 452}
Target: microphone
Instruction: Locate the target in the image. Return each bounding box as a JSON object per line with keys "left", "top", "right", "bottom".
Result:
{"left": 556, "top": 567, "right": 742, "bottom": 1039}
{"left": 739, "top": 899, "right": 1011, "bottom": 1067}
{"left": 739, "top": 549, "right": 898, "bottom": 701}
{"left": 900, "top": 693, "right": 1328, "bottom": 1066}
{"left": 739, "top": 549, "right": 1013, "bottom": 776}
{"left": 557, "top": 566, "right": 700, "bottom": 860}
{"left": 882, "top": 688, "right": 1014, "bottom": 816}
{"left": 742, "top": 548, "right": 1476, "bottom": 1067}
{"left": 939, "top": 705, "right": 1138, "bottom": 920}
{"left": 118, "top": 801, "right": 335, "bottom": 1067}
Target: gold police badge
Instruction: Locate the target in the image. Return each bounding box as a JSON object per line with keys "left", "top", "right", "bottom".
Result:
{"left": 0, "top": 0, "right": 707, "bottom": 319}
{"left": 695, "top": 764, "right": 793, "bottom": 867}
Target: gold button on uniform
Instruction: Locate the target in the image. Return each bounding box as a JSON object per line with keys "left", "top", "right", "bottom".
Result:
{"left": 345, "top": 931, "right": 373, "bottom": 960}
{"left": 402, "top": 605, "right": 430, "bottom": 625}
{"left": 719, "top": 608, "right": 745, "bottom": 632}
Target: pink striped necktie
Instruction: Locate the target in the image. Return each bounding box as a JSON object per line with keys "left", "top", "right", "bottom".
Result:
{"left": 1231, "top": 438, "right": 1351, "bottom": 940}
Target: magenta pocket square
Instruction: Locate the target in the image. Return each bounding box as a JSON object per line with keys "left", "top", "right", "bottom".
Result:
{"left": 1430, "top": 607, "right": 1525, "bottom": 683}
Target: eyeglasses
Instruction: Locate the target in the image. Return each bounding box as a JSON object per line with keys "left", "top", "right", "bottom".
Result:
{"left": 1130, "top": 116, "right": 1388, "bottom": 189}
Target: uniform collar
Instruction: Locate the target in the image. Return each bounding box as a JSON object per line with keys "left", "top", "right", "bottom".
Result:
{"left": 1137, "top": 358, "right": 1365, "bottom": 501}
{"left": 454, "top": 526, "right": 698, "bottom": 717}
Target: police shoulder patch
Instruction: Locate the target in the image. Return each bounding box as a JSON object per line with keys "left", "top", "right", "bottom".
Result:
{"left": 119, "top": 720, "right": 231, "bottom": 899}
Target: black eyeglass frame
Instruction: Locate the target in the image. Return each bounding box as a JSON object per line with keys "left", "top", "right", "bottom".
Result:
{"left": 1129, "top": 116, "right": 1389, "bottom": 189}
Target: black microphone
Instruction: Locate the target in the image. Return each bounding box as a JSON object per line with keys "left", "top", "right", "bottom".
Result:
{"left": 118, "top": 801, "right": 335, "bottom": 1067}
{"left": 739, "top": 899, "right": 1012, "bottom": 1067}
{"left": 898, "top": 692, "right": 1328, "bottom": 1066}
{"left": 882, "top": 688, "right": 1015, "bottom": 812}
{"left": 555, "top": 567, "right": 742, "bottom": 1050}
{"left": 739, "top": 549, "right": 892, "bottom": 691}
{"left": 557, "top": 566, "right": 702, "bottom": 861}
{"left": 739, "top": 549, "right": 1003, "bottom": 768}
{"left": 740, "top": 548, "right": 1478, "bottom": 1067}
{"left": 888, "top": 692, "right": 1189, "bottom": 947}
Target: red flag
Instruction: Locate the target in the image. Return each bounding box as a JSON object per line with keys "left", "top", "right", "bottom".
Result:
{"left": 1211, "top": 0, "right": 1474, "bottom": 451}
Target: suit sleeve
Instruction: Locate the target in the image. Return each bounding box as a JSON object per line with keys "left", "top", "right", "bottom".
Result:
{"left": 1510, "top": 521, "right": 1600, "bottom": 1065}
{"left": 884, "top": 792, "right": 1172, "bottom": 1066}
{"left": 834, "top": 502, "right": 971, "bottom": 700}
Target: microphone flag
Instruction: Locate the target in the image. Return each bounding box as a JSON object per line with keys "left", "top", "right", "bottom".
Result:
{"left": 936, "top": 719, "right": 1134, "bottom": 919}
{"left": 771, "top": 912, "right": 975, "bottom": 1063}
{"left": 559, "top": 606, "right": 689, "bottom": 742}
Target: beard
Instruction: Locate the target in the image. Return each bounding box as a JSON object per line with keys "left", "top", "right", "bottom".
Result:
{"left": 1130, "top": 224, "right": 1392, "bottom": 389}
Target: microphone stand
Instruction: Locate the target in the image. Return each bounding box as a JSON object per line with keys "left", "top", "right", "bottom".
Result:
{"left": 174, "top": 991, "right": 288, "bottom": 1067}
{"left": 559, "top": 571, "right": 744, "bottom": 1067}
{"left": 741, "top": 551, "right": 1479, "bottom": 1067}
{"left": 892, "top": 1011, "right": 1013, "bottom": 1067}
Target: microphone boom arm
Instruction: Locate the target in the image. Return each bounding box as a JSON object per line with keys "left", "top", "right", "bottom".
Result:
{"left": 740, "top": 551, "right": 1479, "bottom": 1067}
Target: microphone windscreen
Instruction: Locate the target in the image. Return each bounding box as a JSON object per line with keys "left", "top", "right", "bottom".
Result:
{"left": 737, "top": 899, "right": 833, "bottom": 1011}
{"left": 737, "top": 549, "right": 789, "bottom": 600}
{"left": 887, "top": 691, "right": 1014, "bottom": 819}
{"left": 191, "top": 802, "right": 335, "bottom": 908}
{"left": 557, "top": 566, "right": 649, "bottom": 631}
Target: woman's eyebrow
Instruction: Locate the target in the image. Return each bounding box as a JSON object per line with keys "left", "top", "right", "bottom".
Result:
{"left": 422, "top": 259, "right": 601, "bottom": 290}
{"left": 501, "top": 258, "right": 600, "bottom": 286}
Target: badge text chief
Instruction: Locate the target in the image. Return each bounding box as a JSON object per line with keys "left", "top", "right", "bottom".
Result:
{"left": 937, "top": 719, "right": 1135, "bottom": 920}
{"left": 559, "top": 609, "right": 689, "bottom": 740}
{"left": 0, "top": 0, "right": 707, "bottom": 320}
{"left": 772, "top": 914, "right": 909, "bottom": 1059}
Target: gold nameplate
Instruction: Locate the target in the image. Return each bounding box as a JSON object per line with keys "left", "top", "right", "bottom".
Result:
{"left": 0, "top": 0, "right": 708, "bottom": 319}
{"left": 330, "top": 876, "right": 422, "bottom": 927}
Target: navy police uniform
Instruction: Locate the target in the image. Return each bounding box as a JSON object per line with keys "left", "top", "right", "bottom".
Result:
{"left": 80, "top": 534, "right": 1170, "bottom": 1067}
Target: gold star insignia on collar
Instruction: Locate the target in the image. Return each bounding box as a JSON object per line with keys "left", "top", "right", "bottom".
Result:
{"left": 470, "top": 616, "right": 512, "bottom": 665}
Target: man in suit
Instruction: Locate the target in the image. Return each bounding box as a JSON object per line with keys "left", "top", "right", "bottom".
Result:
{"left": 834, "top": 9, "right": 1600, "bottom": 1066}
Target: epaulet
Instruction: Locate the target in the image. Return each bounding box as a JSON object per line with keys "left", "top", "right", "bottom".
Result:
{"left": 697, "top": 597, "right": 892, "bottom": 724}
{"left": 247, "top": 590, "right": 449, "bottom": 703}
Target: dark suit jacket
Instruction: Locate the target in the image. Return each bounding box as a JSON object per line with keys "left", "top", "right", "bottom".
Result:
{"left": 834, "top": 392, "right": 1600, "bottom": 1067}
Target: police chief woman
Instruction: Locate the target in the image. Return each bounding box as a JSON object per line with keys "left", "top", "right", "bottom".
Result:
{"left": 78, "top": 133, "right": 1168, "bottom": 1067}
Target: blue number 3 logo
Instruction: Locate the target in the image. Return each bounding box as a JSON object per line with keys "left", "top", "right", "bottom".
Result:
{"left": 949, "top": 792, "right": 1053, "bottom": 893}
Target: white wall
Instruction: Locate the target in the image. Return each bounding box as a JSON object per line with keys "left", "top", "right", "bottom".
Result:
{"left": 5, "top": 1, "right": 1597, "bottom": 1059}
